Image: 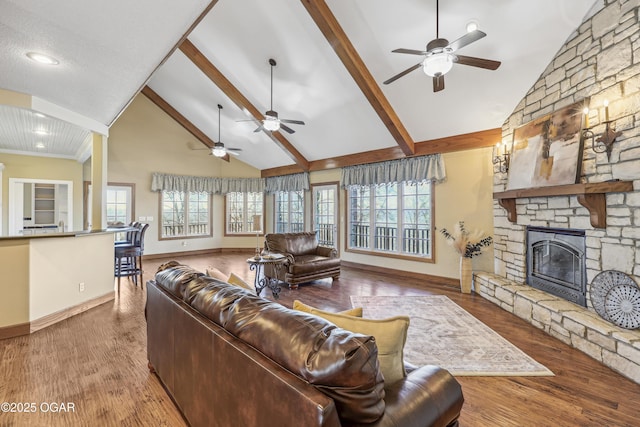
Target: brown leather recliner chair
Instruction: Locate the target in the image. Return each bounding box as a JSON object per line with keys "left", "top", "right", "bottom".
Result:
{"left": 264, "top": 231, "right": 340, "bottom": 286}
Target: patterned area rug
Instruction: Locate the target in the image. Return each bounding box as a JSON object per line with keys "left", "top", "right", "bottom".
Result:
{"left": 350, "top": 295, "right": 553, "bottom": 376}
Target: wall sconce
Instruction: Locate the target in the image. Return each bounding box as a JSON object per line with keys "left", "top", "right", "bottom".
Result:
{"left": 493, "top": 141, "right": 510, "bottom": 173}
{"left": 583, "top": 100, "right": 622, "bottom": 162}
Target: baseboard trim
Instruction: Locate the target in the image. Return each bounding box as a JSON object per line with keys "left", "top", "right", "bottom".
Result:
{"left": 143, "top": 248, "right": 253, "bottom": 261}
{"left": 30, "top": 292, "right": 115, "bottom": 333}
{"left": 0, "top": 322, "right": 30, "bottom": 341}
{"left": 341, "top": 260, "right": 460, "bottom": 289}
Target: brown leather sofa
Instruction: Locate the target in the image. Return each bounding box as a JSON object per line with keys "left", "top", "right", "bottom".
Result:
{"left": 264, "top": 231, "right": 340, "bottom": 286}
{"left": 146, "top": 263, "right": 464, "bottom": 427}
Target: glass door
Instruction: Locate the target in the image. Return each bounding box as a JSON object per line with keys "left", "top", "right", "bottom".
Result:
{"left": 312, "top": 183, "right": 339, "bottom": 251}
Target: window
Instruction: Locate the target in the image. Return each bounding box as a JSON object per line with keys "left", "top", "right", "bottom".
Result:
{"left": 226, "top": 192, "right": 264, "bottom": 234}
{"left": 347, "top": 181, "right": 433, "bottom": 259}
{"left": 274, "top": 191, "right": 305, "bottom": 233}
{"left": 161, "top": 191, "right": 211, "bottom": 238}
{"left": 106, "top": 186, "right": 132, "bottom": 226}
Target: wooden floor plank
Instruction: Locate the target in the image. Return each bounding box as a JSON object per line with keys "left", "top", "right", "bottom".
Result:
{"left": 0, "top": 251, "right": 638, "bottom": 426}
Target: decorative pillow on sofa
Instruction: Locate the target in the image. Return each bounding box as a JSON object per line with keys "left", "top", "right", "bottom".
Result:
{"left": 205, "top": 266, "right": 227, "bottom": 282}
{"left": 295, "top": 303, "right": 409, "bottom": 385}
{"left": 227, "top": 272, "right": 253, "bottom": 291}
{"left": 293, "top": 299, "right": 363, "bottom": 317}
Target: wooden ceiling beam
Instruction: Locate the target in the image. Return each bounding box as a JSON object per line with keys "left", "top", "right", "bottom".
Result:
{"left": 179, "top": 39, "right": 310, "bottom": 171}
{"left": 141, "top": 86, "right": 230, "bottom": 162}
{"left": 300, "top": 0, "right": 415, "bottom": 156}
{"left": 260, "top": 128, "right": 500, "bottom": 178}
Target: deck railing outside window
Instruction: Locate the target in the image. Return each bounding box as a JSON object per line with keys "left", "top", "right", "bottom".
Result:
{"left": 316, "top": 223, "right": 334, "bottom": 247}
{"left": 350, "top": 225, "right": 430, "bottom": 255}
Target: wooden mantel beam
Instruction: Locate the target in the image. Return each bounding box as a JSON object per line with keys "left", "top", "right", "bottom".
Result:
{"left": 300, "top": 0, "right": 415, "bottom": 156}
{"left": 179, "top": 39, "right": 310, "bottom": 171}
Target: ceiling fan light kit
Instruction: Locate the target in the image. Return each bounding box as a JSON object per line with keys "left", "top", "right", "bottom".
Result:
{"left": 212, "top": 143, "right": 227, "bottom": 157}
{"left": 423, "top": 53, "right": 454, "bottom": 77}
{"left": 263, "top": 111, "right": 281, "bottom": 131}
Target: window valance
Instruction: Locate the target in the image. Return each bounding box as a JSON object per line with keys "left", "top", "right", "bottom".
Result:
{"left": 340, "top": 154, "right": 446, "bottom": 188}
{"left": 265, "top": 172, "right": 310, "bottom": 193}
{"left": 151, "top": 173, "right": 265, "bottom": 194}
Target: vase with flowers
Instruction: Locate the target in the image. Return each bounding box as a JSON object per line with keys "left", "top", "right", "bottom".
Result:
{"left": 439, "top": 221, "right": 493, "bottom": 293}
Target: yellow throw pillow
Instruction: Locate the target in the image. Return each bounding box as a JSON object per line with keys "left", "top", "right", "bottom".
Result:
{"left": 294, "top": 300, "right": 408, "bottom": 385}
{"left": 293, "top": 300, "right": 363, "bottom": 317}
{"left": 227, "top": 272, "right": 253, "bottom": 291}
{"left": 205, "top": 267, "right": 227, "bottom": 282}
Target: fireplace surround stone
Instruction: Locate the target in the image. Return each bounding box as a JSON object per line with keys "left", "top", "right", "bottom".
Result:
{"left": 484, "top": 0, "right": 640, "bottom": 385}
{"left": 475, "top": 272, "right": 640, "bottom": 384}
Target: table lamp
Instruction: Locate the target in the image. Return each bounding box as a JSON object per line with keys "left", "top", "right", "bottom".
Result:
{"left": 252, "top": 214, "right": 262, "bottom": 260}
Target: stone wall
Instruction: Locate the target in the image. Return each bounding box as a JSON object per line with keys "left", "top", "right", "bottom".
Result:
{"left": 484, "top": 0, "right": 640, "bottom": 383}
{"left": 494, "top": 0, "right": 640, "bottom": 294}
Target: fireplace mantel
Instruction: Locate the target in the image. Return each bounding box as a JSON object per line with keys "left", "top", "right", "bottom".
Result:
{"left": 493, "top": 181, "right": 634, "bottom": 228}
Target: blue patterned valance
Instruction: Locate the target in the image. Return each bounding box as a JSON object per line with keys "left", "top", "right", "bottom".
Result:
{"left": 340, "top": 154, "right": 446, "bottom": 187}
{"left": 151, "top": 173, "right": 265, "bottom": 194}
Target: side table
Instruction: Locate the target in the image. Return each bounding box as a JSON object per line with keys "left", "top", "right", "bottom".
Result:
{"left": 246, "top": 255, "right": 288, "bottom": 299}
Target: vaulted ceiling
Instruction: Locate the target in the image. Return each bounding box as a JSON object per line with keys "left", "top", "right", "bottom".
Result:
{"left": 0, "top": 0, "right": 600, "bottom": 176}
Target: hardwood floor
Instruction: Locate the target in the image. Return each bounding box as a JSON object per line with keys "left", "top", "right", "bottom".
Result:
{"left": 1, "top": 252, "right": 639, "bottom": 426}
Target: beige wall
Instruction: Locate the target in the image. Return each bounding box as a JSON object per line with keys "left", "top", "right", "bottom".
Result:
{"left": 0, "top": 153, "right": 84, "bottom": 234}
{"left": 29, "top": 233, "right": 114, "bottom": 320}
{"left": 107, "top": 95, "right": 262, "bottom": 255}
{"left": 109, "top": 94, "right": 495, "bottom": 278}
{"left": 0, "top": 233, "right": 114, "bottom": 329}
{"left": 329, "top": 148, "right": 495, "bottom": 279}
{"left": 0, "top": 240, "right": 30, "bottom": 326}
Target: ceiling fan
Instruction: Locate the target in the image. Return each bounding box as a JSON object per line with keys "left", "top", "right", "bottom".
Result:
{"left": 245, "top": 58, "right": 305, "bottom": 134}
{"left": 190, "top": 104, "right": 242, "bottom": 158}
{"left": 383, "top": 0, "right": 501, "bottom": 92}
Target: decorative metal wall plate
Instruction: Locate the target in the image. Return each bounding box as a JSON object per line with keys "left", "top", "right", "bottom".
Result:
{"left": 604, "top": 284, "right": 640, "bottom": 329}
{"left": 590, "top": 270, "right": 637, "bottom": 321}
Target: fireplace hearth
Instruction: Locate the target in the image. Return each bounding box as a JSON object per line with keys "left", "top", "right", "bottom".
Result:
{"left": 526, "top": 226, "right": 586, "bottom": 307}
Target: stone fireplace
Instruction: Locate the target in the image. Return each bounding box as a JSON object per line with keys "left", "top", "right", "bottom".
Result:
{"left": 526, "top": 227, "right": 586, "bottom": 307}
{"left": 476, "top": 0, "right": 640, "bottom": 385}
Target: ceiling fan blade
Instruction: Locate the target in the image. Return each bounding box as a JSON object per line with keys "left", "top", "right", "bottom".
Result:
{"left": 279, "top": 123, "right": 296, "bottom": 134}
{"left": 447, "top": 30, "right": 486, "bottom": 52}
{"left": 433, "top": 75, "right": 445, "bottom": 92}
{"left": 383, "top": 62, "right": 422, "bottom": 85}
{"left": 227, "top": 150, "right": 241, "bottom": 156}
{"left": 455, "top": 55, "right": 501, "bottom": 70}
{"left": 228, "top": 147, "right": 242, "bottom": 152}
{"left": 253, "top": 126, "right": 263, "bottom": 133}
{"left": 392, "top": 48, "right": 427, "bottom": 55}
{"left": 280, "top": 119, "right": 305, "bottom": 125}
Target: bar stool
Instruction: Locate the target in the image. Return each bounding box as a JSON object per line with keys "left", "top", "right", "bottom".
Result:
{"left": 114, "top": 223, "right": 149, "bottom": 292}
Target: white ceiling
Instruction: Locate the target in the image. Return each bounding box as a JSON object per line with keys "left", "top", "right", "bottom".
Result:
{"left": 0, "top": 0, "right": 601, "bottom": 168}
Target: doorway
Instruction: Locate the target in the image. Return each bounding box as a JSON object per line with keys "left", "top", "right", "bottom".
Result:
{"left": 311, "top": 183, "right": 339, "bottom": 251}
{"left": 8, "top": 178, "right": 73, "bottom": 235}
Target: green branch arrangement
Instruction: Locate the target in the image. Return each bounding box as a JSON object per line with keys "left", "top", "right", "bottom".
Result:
{"left": 439, "top": 221, "right": 493, "bottom": 259}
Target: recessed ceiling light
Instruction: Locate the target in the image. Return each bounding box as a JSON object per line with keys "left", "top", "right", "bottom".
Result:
{"left": 26, "top": 52, "right": 59, "bottom": 65}
{"left": 35, "top": 142, "right": 46, "bottom": 149}
{"left": 466, "top": 21, "right": 479, "bottom": 33}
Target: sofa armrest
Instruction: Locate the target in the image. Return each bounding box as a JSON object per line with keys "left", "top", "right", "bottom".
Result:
{"left": 345, "top": 365, "right": 463, "bottom": 427}
{"left": 316, "top": 246, "right": 338, "bottom": 258}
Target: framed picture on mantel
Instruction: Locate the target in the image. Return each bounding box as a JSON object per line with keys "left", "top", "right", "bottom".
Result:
{"left": 506, "top": 100, "right": 587, "bottom": 190}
